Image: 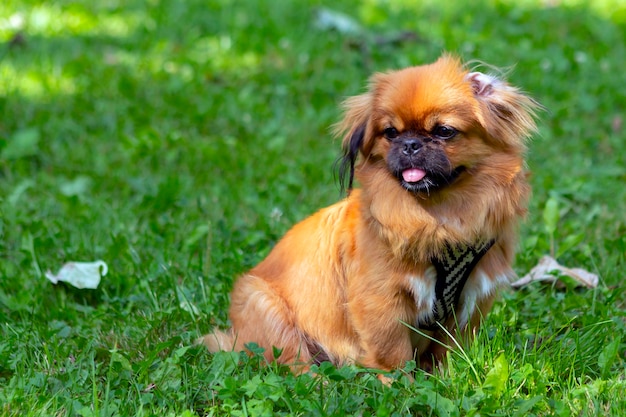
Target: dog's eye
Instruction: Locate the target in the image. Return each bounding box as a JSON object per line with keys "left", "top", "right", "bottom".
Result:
{"left": 432, "top": 125, "right": 457, "bottom": 139}
{"left": 383, "top": 127, "right": 399, "bottom": 139}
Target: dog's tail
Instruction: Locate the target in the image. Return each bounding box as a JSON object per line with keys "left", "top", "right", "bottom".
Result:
{"left": 197, "top": 329, "right": 237, "bottom": 352}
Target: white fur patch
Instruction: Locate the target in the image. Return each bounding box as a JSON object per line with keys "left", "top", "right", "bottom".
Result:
{"left": 407, "top": 266, "right": 437, "bottom": 326}
{"left": 457, "top": 271, "right": 509, "bottom": 326}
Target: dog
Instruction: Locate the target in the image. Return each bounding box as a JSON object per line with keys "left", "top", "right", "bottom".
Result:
{"left": 201, "top": 54, "right": 539, "bottom": 374}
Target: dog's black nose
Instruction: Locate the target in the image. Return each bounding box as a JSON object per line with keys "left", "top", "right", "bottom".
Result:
{"left": 402, "top": 138, "right": 422, "bottom": 155}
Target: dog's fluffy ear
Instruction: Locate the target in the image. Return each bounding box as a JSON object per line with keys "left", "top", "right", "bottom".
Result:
{"left": 334, "top": 92, "right": 373, "bottom": 193}
{"left": 466, "top": 71, "right": 540, "bottom": 151}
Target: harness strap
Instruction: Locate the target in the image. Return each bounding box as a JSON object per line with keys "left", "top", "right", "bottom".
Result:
{"left": 418, "top": 239, "right": 495, "bottom": 330}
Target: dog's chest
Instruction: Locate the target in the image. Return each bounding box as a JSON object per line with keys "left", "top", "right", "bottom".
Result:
{"left": 406, "top": 268, "right": 497, "bottom": 331}
{"left": 406, "top": 241, "right": 495, "bottom": 330}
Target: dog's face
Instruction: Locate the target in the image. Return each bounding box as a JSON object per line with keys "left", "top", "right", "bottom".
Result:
{"left": 380, "top": 109, "right": 467, "bottom": 194}
{"left": 338, "top": 56, "right": 538, "bottom": 197}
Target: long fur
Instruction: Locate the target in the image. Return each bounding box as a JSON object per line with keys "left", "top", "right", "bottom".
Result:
{"left": 201, "top": 55, "right": 540, "bottom": 373}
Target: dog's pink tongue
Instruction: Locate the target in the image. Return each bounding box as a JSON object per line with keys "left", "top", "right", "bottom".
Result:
{"left": 402, "top": 168, "right": 427, "bottom": 183}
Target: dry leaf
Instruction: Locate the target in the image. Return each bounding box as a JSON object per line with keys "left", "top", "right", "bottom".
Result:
{"left": 511, "top": 255, "right": 598, "bottom": 289}
{"left": 45, "top": 260, "right": 107, "bottom": 289}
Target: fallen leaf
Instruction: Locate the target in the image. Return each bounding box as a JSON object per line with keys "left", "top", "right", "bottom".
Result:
{"left": 511, "top": 255, "right": 598, "bottom": 289}
{"left": 314, "top": 8, "right": 363, "bottom": 34}
{"left": 45, "top": 260, "right": 107, "bottom": 289}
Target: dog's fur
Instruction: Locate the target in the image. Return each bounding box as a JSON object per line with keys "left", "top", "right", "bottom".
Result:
{"left": 201, "top": 55, "right": 539, "bottom": 373}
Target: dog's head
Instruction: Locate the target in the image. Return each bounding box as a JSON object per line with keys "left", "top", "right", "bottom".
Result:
{"left": 337, "top": 55, "right": 539, "bottom": 196}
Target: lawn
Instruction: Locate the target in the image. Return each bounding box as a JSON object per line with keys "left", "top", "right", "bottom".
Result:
{"left": 1, "top": 0, "right": 625, "bottom": 415}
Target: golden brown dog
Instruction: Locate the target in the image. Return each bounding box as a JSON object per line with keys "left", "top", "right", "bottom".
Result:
{"left": 201, "top": 55, "right": 539, "bottom": 373}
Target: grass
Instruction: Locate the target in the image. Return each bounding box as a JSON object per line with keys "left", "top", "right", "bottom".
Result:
{"left": 1, "top": 0, "right": 625, "bottom": 415}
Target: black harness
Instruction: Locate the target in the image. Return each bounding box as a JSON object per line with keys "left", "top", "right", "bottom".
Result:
{"left": 417, "top": 240, "right": 495, "bottom": 330}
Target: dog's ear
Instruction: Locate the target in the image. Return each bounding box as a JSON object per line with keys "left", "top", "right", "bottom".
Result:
{"left": 466, "top": 71, "right": 540, "bottom": 151}
{"left": 336, "top": 123, "right": 366, "bottom": 193}
{"left": 334, "top": 92, "right": 373, "bottom": 194}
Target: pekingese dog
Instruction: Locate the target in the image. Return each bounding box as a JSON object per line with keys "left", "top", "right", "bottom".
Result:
{"left": 201, "top": 55, "right": 539, "bottom": 374}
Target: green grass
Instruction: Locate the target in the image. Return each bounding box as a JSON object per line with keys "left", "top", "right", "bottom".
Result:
{"left": 1, "top": 0, "right": 625, "bottom": 415}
